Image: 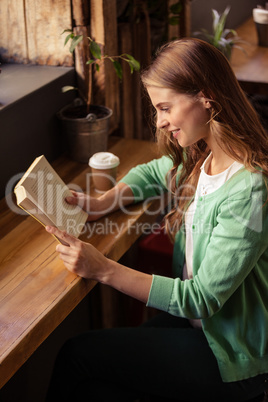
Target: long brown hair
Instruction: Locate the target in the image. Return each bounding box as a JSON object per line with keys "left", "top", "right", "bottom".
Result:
{"left": 141, "top": 38, "right": 268, "bottom": 239}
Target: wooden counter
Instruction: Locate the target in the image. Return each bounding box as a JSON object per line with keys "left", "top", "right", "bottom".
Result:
{"left": 0, "top": 137, "right": 161, "bottom": 389}
{"left": 230, "top": 17, "right": 268, "bottom": 94}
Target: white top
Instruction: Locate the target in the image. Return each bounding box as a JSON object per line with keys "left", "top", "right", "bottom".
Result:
{"left": 253, "top": 7, "right": 268, "bottom": 24}
{"left": 89, "top": 152, "right": 120, "bottom": 169}
{"left": 183, "top": 154, "right": 243, "bottom": 328}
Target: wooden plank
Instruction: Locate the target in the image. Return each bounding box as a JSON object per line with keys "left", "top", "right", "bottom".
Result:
{"left": 0, "top": 249, "right": 95, "bottom": 388}
{"left": 73, "top": 25, "right": 91, "bottom": 102}
{"left": 168, "top": 0, "right": 180, "bottom": 40}
{"left": 132, "top": 2, "right": 152, "bottom": 141}
{"left": 0, "top": 220, "right": 54, "bottom": 294}
{"left": 0, "top": 0, "right": 28, "bottom": 63}
{"left": 72, "top": 0, "right": 90, "bottom": 26}
{"left": 0, "top": 138, "right": 160, "bottom": 388}
{"left": 118, "top": 23, "right": 135, "bottom": 139}
{"left": 168, "top": 0, "right": 191, "bottom": 40}
{"left": 72, "top": 1, "right": 91, "bottom": 103}
{"left": 25, "top": 0, "right": 73, "bottom": 66}
{"left": 102, "top": 0, "right": 120, "bottom": 130}
{"left": 90, "top": 0, "right": 105, "bottom": 107}
{"left": 90, "top": 0, "right": 120, "bottom": 131}
{"left": 180, "top": 0, "right": 191, "bottom": 37}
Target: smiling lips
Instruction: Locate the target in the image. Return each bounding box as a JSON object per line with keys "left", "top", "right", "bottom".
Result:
{"left": 172, "top": 129, "right": 180, "bottom": 138}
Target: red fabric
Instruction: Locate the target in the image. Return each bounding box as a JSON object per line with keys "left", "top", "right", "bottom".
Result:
{"left": 138, "top": 231, "right": 174, "bottom": 277}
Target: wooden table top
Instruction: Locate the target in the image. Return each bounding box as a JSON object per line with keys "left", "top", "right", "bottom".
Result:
{"left": 230, "top": 17, "right": 268, "bottom": 94}
{"left": 0, "top": 137, "right": 161, "bottom": 389}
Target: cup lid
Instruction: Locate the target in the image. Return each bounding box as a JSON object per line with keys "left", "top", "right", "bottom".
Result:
{"left": 89, "top": 152, "right": 120, "bottom": 169}
{"left": 253, "top": 8, "right": 268, "bottom": 24}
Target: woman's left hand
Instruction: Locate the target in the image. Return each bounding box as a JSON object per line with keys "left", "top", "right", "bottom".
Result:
{"left": 46, "top": 226, "right": 153, "bottom": 304}
{"left": 46, "top": 226, "right": 109, "bottom": 281}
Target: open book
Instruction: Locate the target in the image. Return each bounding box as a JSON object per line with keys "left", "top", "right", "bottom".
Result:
{"left": 14, "top": 155, "right": 88, "bottom": 244}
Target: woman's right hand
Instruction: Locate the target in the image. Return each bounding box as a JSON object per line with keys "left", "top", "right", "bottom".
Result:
{"left": 66, "top": 183, "right": 135, "bottom": 222}
{"left": 66, "top": 191, "right": 105, "bottom": 222}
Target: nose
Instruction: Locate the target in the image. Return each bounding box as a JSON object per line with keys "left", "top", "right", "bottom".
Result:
{"left": 156, "top": 113, "right": 169, "bottom": 129}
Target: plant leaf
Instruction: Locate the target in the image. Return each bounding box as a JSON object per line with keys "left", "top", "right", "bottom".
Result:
{"left": 233, "top": 44, "right": 247, "bottom": 55}
{"left": 61, "top": 86, "right": 76, "bottom": 93}
{"left": 195, "top": 6, "right": 246, "bottom": 57}
{"left": 222, "top": 28, "right": 237, "bottom": 39}
{"left": 222, "top": 6, "right": 231, "bottom": 20}
{"left": 169, "top": 2, "right": 182, "bottom": 15}
{"left": 212, "top": 9, "right": 220, "bottom": 34}
{"left": 69, "top": 35, "right": 83, "bottom": 53}
{"left": 86, "top": 59, "right": 96, "bottom": 65}
{"left": 64, "top": 33, "right": 73, "bottom": 47}
{"left": 90, "top": 40, "right": 102, "bottom": 59}
{"left": 128, "top": 59, "right": 140, "bottom": 72}
{"left": 124, "top": 54, "right": 135, "bottom": 61}
{"left": 113, "top": 60, "right": 123, "bottom": 79}
{"left": 215, "top": 6, "right": 230, "bottom": 43}
{"left": 61, "top": 29, "right": 73, "bottom": 35}
{"left": 193, "top": 30, "right": 213, "bottom": 44}
{"left": 124, "top": 54, "right": 140, "bottom": 71}
{"left": 168, "top": 16, "right": 180, "bottom": 25}
{"left": 95, "top": 63, "right": 100, "bottom": 72}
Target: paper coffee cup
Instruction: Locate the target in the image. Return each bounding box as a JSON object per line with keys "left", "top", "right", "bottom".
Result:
{"left": 253, "top": 8, "right": 268, "bottom": 47}
{"left": 89, "top": 152, "right": 120, "bottom": 192}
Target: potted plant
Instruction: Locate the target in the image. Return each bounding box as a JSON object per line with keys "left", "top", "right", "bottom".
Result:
{"left": 58, "top": 30, "right": 140, "bottom": 163}
{"left": 194, "top": 6, "right": 244, "bottom": 60}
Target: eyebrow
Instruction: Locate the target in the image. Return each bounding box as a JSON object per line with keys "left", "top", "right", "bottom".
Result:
{"left": 155, "top": 102, "right": 171, "bottom": 108}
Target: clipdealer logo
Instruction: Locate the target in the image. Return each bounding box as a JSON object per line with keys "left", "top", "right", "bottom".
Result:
{"left": 65, "top": 217, "right": 164, "bottom": 239}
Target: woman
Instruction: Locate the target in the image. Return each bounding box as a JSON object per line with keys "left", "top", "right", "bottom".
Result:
{"left": 46, "top": 39, "right": 268, "bottom": 401}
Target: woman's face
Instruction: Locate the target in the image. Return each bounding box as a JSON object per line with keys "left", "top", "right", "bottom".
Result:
{"left": 147, "top": 86, "right": 212, "bottom": 148}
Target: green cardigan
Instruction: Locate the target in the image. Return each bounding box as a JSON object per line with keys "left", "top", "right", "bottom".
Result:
{"left": 121, "top": 155, "right": 268, "bottom": 382}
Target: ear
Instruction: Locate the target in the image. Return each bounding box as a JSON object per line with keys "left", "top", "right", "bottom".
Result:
{"left": 198, "top": 91, "right": 212, "bottom": 109}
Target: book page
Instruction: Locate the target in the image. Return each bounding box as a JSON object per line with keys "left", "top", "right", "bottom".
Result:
{"left": 16, "top": 156, "right": 87, "bottom": 238}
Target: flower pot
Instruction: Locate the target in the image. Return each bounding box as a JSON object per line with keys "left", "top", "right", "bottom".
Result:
{"left": 57, "top": 101, "right": 113, "bottom": 163}
{"left": 253, "top": 8, "right": 268, "bottom": 47}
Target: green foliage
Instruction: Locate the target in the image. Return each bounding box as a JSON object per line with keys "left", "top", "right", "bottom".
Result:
{"left": 61, "top": 85, "right": 77, "bottom": 93}
{"left": 112, "top": 60, "right": 122, "bottom": 80}
{"left": 62, "top": 30, "right": 140, "bottom": 80}
{"left": 89, "top": 39, "right": 102, "bottom": 60}
{"left": 168, "top": 1, "right": 182, "bottom": 26}
{"left": 194, "top": 7, "right": 243, "bottom": 59}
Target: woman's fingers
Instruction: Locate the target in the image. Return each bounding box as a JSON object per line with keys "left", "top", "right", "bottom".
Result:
{"left": 46, "top": 226, "right": 78, "bottom": 247}
{"left": 46, "top": 225, "right": 109, "bottom": 281}
{"left": 66, "top": 191, "right": 91, "bottom": 212}
{"left": 65, "top": 191, "right": 81, "bottom": 205}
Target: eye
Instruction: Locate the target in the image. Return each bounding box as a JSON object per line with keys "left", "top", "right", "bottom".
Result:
{"left": 160, "top": 107, "right": 169, "bottom": 113}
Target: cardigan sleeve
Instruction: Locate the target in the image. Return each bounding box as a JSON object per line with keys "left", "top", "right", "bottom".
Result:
{"left": 147, "top": 173, "right": 268, "bottom": 319}
{"left": 120, "top": 155, "right": 173, "bottom": 202}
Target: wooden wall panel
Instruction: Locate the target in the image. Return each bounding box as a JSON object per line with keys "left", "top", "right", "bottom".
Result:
{"left": 0, "top": 0, "right": 72, "bottom": 65}
{"left": 132, "top": 4, "right": 152, "bottom": 141}
{"left": 25, "top": 0, "right": 72, "bottom": 65}
{"left": 90, "top": 0, "right": 120, "bottom": 131}
{"left": 0, "top": 0, "right": 28, "bottom": 63}
{"left": 168, "top": 0, "right": 192, "bottom": 40}
{"left": 118, "top": 23, "right": 135, "bottom": 139}
{"left": 180, "top": 0, "right": 191, "bottom": 37}
{"left": 0, "top": 0, "right": 183, "bottom": 140}
{"left": 168, "top": 0, "right": 180, "bottom": 40}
